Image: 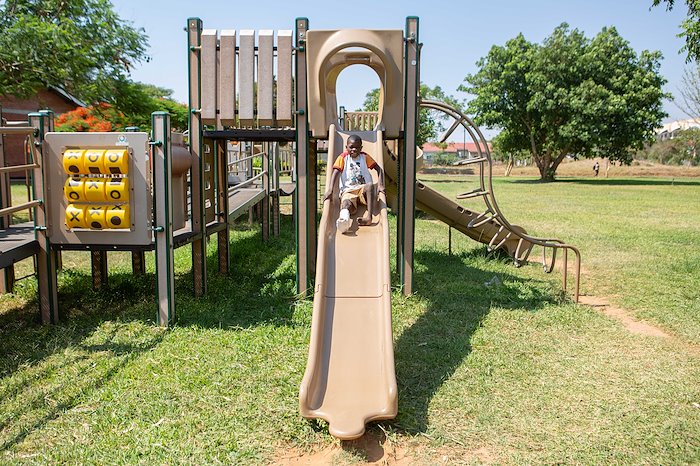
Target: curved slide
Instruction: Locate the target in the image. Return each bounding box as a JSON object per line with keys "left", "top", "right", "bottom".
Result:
{"left": 382, "top": 146, "right": 531, "bottom": 259}
{"left": 299, "top": 126, "right": 397, "bottom": 440}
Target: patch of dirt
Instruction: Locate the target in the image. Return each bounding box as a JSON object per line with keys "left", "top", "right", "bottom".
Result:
{"left": 579, "top": 295, "right": 670, "bottom": 338}
{"left": 273, "top": 430, "right": 413, "bottom": 465}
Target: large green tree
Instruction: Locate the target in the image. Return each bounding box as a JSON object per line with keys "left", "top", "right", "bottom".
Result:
{"left": 362, "top": 84, "right": 462, "bottom": 147}
{"left": 461, "top": 24, "right": 667, "bottom": 181}
{"left": 652, "top": 0, "right": 700, "bottom": 62}
{"left": 0, "top": 0, "right": 149, "bottom": 112}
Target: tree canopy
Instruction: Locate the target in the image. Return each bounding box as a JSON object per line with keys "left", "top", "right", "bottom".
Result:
{"left": 362, "top": 84, "right": 462, "bottom": 147}
{"left": 460, "top": 24, "right": 668, "bottom": 181}
{"left": 0, "top": 0, "right": 149, "bottom": 112}
{"left": 652, "top": 0, "right": 700, "bottom": 62}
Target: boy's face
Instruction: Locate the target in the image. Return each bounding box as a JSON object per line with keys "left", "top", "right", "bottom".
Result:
{"left": 346, "top": 140, "right": 362, "bottom": 158}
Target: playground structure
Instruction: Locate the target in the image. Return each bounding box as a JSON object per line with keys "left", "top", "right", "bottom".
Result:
{"left": 0, "top": 15, "right": 582, "bottom": 441}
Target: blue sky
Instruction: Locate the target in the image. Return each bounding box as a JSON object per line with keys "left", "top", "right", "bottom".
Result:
{"left": 115, "top": 0, "right": 691, "bottom": 137}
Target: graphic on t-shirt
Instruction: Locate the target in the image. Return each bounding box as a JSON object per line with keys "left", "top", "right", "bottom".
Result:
{"left": 348, "top": 159, "right": 366, "bottom": 186}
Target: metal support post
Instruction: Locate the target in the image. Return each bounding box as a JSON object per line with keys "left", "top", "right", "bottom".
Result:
{"left": 216, "top": 139, "right": 230, "bottom": 274}
{"left": 295, "top": 17, "right": 313, "bottom": 295}
{"left": 188, "top": 17, "right": 207, "bottom": 297}
{"left": 152, "top": 112, "right": 176, "bottom": 326}
{"left": 28, "top": 112, "right": 59, "bottom": 323}
{"left": 400, "top": 17, "right": 420, "bottom": 295}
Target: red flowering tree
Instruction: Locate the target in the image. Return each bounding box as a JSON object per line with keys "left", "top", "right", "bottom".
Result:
{"left": 55, "top": 103, "right": 126, "bottom": 132}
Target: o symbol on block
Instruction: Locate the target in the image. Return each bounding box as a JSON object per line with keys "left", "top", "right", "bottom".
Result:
{"left": 88, "top": 154, "right": 99, "bottom": 162}
{"left": 108, "top": 154, "right": 120, "bottom": 162}
{"left": 69, "top": 192, "right": 79, "bottom": 200}
{"left": 110, "top": 190, "right": 121, "bottom": 200}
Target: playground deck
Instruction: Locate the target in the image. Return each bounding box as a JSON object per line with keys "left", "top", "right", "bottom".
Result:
{"left": 0, "top": 222, "right": 38, "bottom": 269}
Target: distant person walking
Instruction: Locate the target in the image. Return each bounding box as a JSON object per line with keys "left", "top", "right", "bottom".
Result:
{"left": 593, "top": 161, "right": 600, "bottom": 177}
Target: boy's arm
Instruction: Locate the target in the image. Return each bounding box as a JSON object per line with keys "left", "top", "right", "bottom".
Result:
{"left": 323, "top": 169, "right": 340, "bottom": 201}
{"left": 372, "top": 165, "right": 386, "bottom": 193}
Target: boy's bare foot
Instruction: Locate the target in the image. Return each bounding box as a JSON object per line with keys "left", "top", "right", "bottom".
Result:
{"left": 357, "top": 214, "right": 372, "bottom": 226}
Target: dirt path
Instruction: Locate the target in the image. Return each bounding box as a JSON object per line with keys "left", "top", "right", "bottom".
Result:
{"left": 578, "top": 295, "right": 670, "bottom": 338}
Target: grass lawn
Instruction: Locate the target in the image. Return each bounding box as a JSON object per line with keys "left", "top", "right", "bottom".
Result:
{"left": 1, "top": 175, "right": 699, "bottom": 464}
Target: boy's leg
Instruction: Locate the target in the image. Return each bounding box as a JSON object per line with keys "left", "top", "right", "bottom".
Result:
{"left": 358, "top": 183, "right": 374, "bottom": 226}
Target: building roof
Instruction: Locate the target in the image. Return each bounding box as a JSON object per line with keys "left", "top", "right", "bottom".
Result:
{"left": 48, "top": 85, "right": 86, "bottom": 108}
{"left": 422, "top": 141, "right": 492, "bottom": 153}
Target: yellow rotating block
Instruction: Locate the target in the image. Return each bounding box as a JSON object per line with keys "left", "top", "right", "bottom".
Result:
{"left": 65, "top": 204, "right": 87, "bottom": 229}
{"left": 106, "top": 205, "right": 130, "bottom": 229}
{"left": 105, "top": 178, "right": 129, "bottom": 202}
{"left": 83, "top": 178, "right": 106, "bottom": 203}
{"left": 104, "top": 149, "right": 129, "bottom": 174}
{"left": 84, "top": 149, "right": 106, "bottom": 174}
{"left": 62, "top": 149, "right": 85, "bottom": 174}
{"left": 86, "top": 206, "right": 107, "bottom": 229}
{"left": 64, "top": 177, "right": 85, "bottom": 202}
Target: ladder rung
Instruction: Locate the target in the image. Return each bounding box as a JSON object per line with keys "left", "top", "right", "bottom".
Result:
{"left": 457, "top": 157, "right": 488, "bottom": 166}
{"left": 457, "top": 189, "right": 488, "bottom": 199}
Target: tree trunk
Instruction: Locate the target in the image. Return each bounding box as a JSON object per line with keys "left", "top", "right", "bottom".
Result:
{"left": 534, "top": 151, "right": 567, "bottom": 182}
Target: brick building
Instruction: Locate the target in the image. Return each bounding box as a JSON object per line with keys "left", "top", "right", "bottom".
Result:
{"left": 1, "top": 87, "right": 84, "bottom": 166}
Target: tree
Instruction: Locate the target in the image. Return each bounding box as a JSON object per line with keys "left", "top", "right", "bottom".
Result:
{"left": 0, "top": 0, "right": 149, "bottom": 111}
{"left": 676, "top": 65, "right": 700, "bottom": 119}
{"left": 652, "top": 0, "right": 700, "bottom": 63}
{"left": 461, "top": 24, "right": 668, "bottom": 181}
{"left": 362, "top": 84, "right": 462, "bottom": 147}
{"left": 55, "top": 82, "right": 188, "bottom": 132}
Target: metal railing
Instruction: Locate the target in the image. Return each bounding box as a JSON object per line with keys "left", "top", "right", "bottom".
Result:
{"left": 420, "top": 99, "right": 581, "bottom": 301}
{"left": 0, "top": 126, "right": 42, "bottom": 227}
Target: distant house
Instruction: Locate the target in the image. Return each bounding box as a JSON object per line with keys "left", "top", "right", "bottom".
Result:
{"left": 421, "top": 141, "right": 493, "bottom": 160}
{"left": 656, "top": 118, "right": 700, "bottom": 141}
{"left": 1, "top": 86, "right": 85, "bottom": 167}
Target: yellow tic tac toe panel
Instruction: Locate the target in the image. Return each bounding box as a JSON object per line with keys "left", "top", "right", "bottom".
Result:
{"left": 106, "top": 205, "right": 130, "bottom": 229}
{"left": 65, "top": 204, "right": 87, "bottom": 229}
{"left": 64, "top": 176, "right": 85, "bottom": 202}
{"left": 83, "top": 178, "right": 106, "bottom": 203}
{"left": 83, "top": 149, "right": 106, "bottom": 174}
{"left": 104, "top": 149, "right": 129, "bottom": 174}
{"left": 86, "top": 206, "right": 108, "bottom": 229}
{"left": 105, "top": 178, "right": 129, "bottom": 202}
{"left": 62, "top": 149, "right": 85, "bottom": 174}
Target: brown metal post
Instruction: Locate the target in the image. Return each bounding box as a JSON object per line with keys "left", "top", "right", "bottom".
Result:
{"left": 91, "top": 250, "right": 108, "bottom": 290}
{"left": 217, "top": 139, "right": 230, "bottom": 274}
{"left": 188, "top": 18, "right": 207, "bottom": 297}
{"left": 400, "top": 17, "right": 420, "bottom": 295}
{"left": 29, "top": 112, "right": 59, "bottom": 323}
{"left": 132, "top": 251, "right": 146, "bottom": 275}
{"left": 262, "top": 142, "right": 270, "bottom": 241}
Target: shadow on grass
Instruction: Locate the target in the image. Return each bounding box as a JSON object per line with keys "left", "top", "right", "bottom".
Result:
{"left": 0, "top": 214, "right": 299, "bottom": 451}
{"left": 392, "top": 246, "right": 558, "bottom": 433}
{"left": 510, "top": 178, "right": 700, "bottom": 186}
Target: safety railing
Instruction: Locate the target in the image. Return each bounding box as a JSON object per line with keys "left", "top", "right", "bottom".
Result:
{"left": 0, "top": 126, "right": 42, "bottom": 227}
{"left": 342, "top": 111, "right": 380, "bottom": 132}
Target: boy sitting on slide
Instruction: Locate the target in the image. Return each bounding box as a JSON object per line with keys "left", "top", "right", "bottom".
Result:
{"left": 323, "top": 134, "right": 385, "bottom": 234}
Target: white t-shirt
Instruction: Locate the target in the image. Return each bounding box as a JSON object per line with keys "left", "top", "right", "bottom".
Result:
{"left": 332, "top": 152, "right": 377, "bottom": 194}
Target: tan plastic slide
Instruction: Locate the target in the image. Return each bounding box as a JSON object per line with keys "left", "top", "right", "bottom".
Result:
{"left": 299, "top": 126, "right": 397, "bottom": 440}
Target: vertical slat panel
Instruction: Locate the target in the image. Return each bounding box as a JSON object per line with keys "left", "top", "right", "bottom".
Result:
{"left": 201, "top": 29, "right": 218, "bottom": 124}
{"left": 276, "top": 30, "right": 293, "bottom": 126}
{"left": 239, "top": 30, "right": 255, "bottom": 127}
{"left": 219, "top": 29, "right": 236, "bottom": 127}
{"left": 257, "top": 30, "right": 274, "bottom": 126}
